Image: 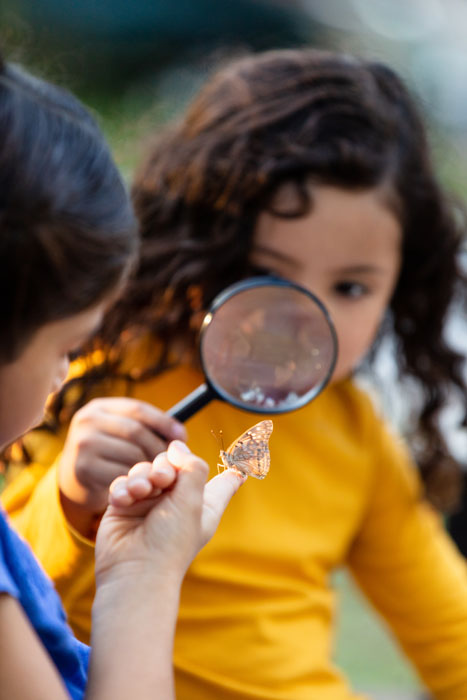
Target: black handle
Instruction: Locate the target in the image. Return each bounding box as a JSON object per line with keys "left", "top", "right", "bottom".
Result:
{"left": 167, "top": 382, "right": 216, "bottom": 422}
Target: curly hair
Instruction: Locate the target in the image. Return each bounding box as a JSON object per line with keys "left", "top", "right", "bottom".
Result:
{"left": 48, "top": 48, "right": 466, "bottom": 511}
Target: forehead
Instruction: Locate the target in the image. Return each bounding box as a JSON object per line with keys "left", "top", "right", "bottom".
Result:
{"left": 23, "top": 304, "right": 107, "bottom": 362}
{"left": 254, "top": 184, "right": 402, "bottom": 266}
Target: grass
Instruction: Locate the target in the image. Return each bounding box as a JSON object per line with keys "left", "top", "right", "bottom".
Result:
{"left": 333, "top": 571, "right": 422, "bottom": 695}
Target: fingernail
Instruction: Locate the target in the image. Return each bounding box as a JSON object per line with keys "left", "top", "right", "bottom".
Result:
{"left": 129, "top": 477, "right": 150, "bottom": 489}
{"left": 171, "top": 440, "right": 191, "bottom": 453}
{"left": 112, "top": 484, "right": 129, "bottom": 498}
{"left": 152, "top": 460, "right": 172, "bottom": 475}
{"left": 153, "top": 451, "right": 168, "bottom": 465}
{"left": 155, "top": 466, "right": 173, "bottom": 478}
{"left": 171, "top": 423, "right": 187, "bottom": 440}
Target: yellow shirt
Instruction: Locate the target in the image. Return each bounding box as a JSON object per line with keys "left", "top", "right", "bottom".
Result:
{"left": 3, "top": 365, "right": 467, "bottom": 700}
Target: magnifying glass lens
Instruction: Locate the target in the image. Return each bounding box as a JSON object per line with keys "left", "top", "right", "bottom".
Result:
{"left": 201, "top": 283, "right": 336, "bottom": 412}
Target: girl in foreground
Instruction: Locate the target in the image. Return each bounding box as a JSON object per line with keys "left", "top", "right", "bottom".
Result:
{"left": 0, "top": 55, "right": 242, "bottom": 699}
{"left": 4, "top": 50, "right": 467, "bottom": 699}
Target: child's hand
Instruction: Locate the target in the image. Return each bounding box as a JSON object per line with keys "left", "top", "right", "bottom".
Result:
{"left": 94, "top": 441, "right": 245, "bottom": 587}
{"left": 58, "top": 397, "right": 186, "bottom": 514}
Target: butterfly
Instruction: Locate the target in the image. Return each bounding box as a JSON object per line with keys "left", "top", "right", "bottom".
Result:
{"left": 219, "top": 419, "right": 273, "bottom": 479}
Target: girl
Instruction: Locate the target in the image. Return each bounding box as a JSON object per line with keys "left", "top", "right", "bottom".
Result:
{"left": 3, "top": 49, "right": 467, "bottom": 699}
{"left": 0, "top": 55, "right": 243, "bottom": 699}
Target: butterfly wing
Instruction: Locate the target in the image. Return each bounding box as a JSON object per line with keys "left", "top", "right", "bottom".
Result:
{"left": 223, "top": 419, "right": 273, "bottom": 479}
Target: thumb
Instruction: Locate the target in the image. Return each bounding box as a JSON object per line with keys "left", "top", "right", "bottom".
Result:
{"left": 201, "top": 470, "right": 246, "bottom": 546}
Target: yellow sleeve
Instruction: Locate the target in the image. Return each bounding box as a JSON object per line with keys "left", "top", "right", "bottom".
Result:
{"left": 348, "top": 419, "right": 467, "bottom": 700}
{"left": 1, "top": 431, "right": 95, "bottom": 644}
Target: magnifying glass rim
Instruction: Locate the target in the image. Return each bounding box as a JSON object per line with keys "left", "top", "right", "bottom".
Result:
{"left": 199, "top": 276, "right": 339, "bottom": 414}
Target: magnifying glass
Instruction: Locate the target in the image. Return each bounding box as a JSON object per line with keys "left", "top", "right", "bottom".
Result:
{"left": 168, "top": 277, "right": 338, "bottom": 421}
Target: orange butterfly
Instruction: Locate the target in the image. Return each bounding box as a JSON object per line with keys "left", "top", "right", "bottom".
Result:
{"left": 219, "top": 420, "right": 273, "bottom": 479}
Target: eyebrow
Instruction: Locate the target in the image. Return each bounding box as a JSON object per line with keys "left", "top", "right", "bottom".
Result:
{"left": 331, "top": 265, "right": 388, "bottom": 275}
{"left": 252, "top": 245, "right": 298, "bottom": 267}
{"left": 253, "top": 247, "right": 388, "bottom": 275}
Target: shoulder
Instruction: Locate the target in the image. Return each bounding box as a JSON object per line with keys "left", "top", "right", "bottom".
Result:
{"left": 333, "top": 379, "right": 422, "bottom": 499}
{"left": 306, "top": 378, "right": 418, "bottom": 486}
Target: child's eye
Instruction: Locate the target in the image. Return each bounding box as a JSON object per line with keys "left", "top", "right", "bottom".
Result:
{"left": 334, "top": 281, "right": 369, "bottom": 298}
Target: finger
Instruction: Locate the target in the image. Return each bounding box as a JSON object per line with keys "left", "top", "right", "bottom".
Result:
{"left": 79, "top": 458, "right": 132, "bottom": 490}
{"left": 127, "top": 462, "right": 161, "bottom": 499}
{"left": 167, "top": 441, "right": 209, "bottom": 490}
{"left": 130, "top": 457, "right": 176, "bottom": 491}
{"left": 107, "top": 486, "right": 163, "bottom": 515}
{"left": 150, "top": 452, "right": 177, "bottom": 489}
{"left": 109, "top": 475, "right": 134, "bottom": 508}
{"left": 89, "top": 397, "right": 187, "bottom": 441}
{"left": 113, "top": 458, "right": 175, "bottom": 503}
{"left": 88, "top": 414, "right": 169, "bottom": 461}
{"left": 127, "top": 461, "right": 153, "bottom": 479}
{"left": 127, "top": 478, "right": 157, "bottom": 501}
{"left": 94, "top": 434, "right": 151, "bottom": 467}
{"left": 201, "top": 471, "right": 246, "bottom": 544}
{"left": 109, "top": 463, "right": 163, "bottom": 507}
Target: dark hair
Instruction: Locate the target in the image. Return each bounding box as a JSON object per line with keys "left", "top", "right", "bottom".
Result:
{"left": 0, "top": 57, "right": 138, "bottom": 363}
{"left": 52, "top": 49, "right": 467, "bottom": 510}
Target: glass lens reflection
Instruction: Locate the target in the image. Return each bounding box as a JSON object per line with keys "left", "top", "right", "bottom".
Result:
{"left": 201, "top": 285, "right": 336, "bottom": 411}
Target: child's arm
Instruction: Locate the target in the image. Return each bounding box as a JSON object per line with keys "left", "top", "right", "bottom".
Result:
{"left": 348, "top": 422, "right": 467, "bottom": 700}
{"left": 0, "top": 594, "right": 71, "bottom": 699}
{"left": 0, "top": 443, "right": 244, "bottom": 700}
{"left": 90, "top": 442, "right": 244, "bottom": 699}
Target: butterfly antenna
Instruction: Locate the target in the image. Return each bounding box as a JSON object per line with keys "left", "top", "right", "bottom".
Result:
{"left": 211, "top": 429, "right": 226, "bottom": 475}
{"left": 210, "top": 429, "right": 224, "bottom": 451}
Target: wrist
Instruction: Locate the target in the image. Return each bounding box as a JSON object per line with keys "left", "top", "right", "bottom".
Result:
{"left": 58, "top": 453, "right": 109, "bottom": 512}
{"left": 95, "top": 557, "right": 185, "bottom": 593}
{"left": 93, "top": 567, "right": 182, "bottom": 633}
{"left": 89, "top": 569, "right": 180, "bottom": 699}
{"left": 59, "top": 489, "right": 103, "bottom": 539}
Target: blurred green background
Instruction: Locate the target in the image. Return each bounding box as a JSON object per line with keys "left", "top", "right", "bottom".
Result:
{"left": 3, "top": 0, "right": 467, "bottom": 195}
{"left": 3, "top": 1, "right": 467, "bottom": 697}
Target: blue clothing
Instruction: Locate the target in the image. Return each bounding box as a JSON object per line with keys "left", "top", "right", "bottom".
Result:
{"left": 0, "top": 507, "right": 89, "bottom": 699}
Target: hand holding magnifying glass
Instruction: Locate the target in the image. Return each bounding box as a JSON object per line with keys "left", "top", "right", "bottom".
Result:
{"left": 168, "top": 277, "right": 338, "bottom": 421}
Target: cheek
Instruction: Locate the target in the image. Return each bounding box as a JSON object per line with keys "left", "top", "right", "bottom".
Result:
{"left": 0, "top": 381, "right": 44, "bottom": 448}
{"left": 16, "top": 359, "right": 67, "bottom": 432}
{"left": 51, "top": 356, "right": 70, "bottom": 394}
{"left": 0, "top": 347, "right": 70, "bottom": 449}
{"left": 331, "top": 310, "right": 384, "bottom": 379}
